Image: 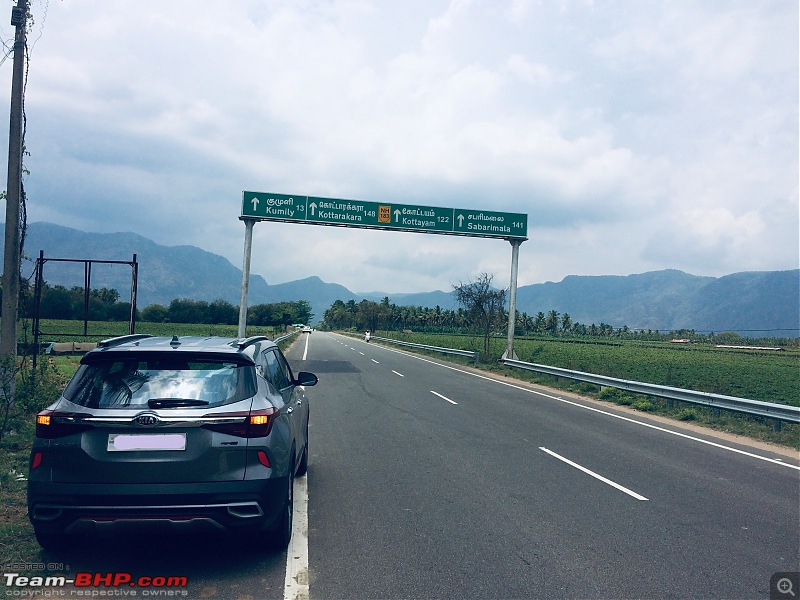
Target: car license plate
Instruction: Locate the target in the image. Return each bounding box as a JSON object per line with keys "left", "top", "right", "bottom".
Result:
{"left": 107, "top": 433, "right": 187, "bottom": 452}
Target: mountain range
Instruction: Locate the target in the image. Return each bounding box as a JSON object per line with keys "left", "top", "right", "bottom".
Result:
{"left": 4, "top": 222, "right": 798, "bottom": 335}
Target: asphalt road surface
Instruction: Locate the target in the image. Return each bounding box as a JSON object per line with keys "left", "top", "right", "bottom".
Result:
{"left": 26, "top": 331, "right": 799, "bottom": 600}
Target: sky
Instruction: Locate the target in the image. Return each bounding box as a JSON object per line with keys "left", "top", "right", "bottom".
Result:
{"left": 0, "top": 0, "right": 797, "bottom": 294}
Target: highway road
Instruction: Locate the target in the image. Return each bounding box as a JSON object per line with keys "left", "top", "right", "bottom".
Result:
{"left": 32, "top": 331, "right": 799, "bottom": 600}
{"left": 293, "top": 332, "right": 799, "bottom": 599}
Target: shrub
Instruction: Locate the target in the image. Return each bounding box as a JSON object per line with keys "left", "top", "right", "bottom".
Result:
{"left": 598, "top": 387, "right": 620, "bottom": 400}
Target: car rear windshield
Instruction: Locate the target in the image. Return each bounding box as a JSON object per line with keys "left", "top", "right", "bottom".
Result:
{"left": 63, "top": 357, "right": 256, "bottom": 409}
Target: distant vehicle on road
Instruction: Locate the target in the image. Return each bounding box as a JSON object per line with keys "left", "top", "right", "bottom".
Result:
{"left": 27, "top": 334, "right": 318, "bottom": 551}
{"left": 302, "top": 326, "right": 312, "bottom": 333}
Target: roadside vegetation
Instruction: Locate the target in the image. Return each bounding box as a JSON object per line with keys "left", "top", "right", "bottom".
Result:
{"left": 14, "top": 280, "right": 313, "bottom": 327}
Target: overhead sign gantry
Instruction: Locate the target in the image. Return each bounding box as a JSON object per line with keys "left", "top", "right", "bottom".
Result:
{"left": 238, "top": 190, "right": 527, "bottom": 359}
{"left": 241, "top": 191, "right": 528, "bottom": 239}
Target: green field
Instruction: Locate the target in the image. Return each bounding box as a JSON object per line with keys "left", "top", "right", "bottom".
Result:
{"left": 377, "top": 331, "right": 800, "bottom": 406}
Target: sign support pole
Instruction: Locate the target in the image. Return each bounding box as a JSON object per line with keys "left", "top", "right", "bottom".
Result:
{"left": 503, "top": 238, "right": 523, "bottom": 360}
{"left": 237, "top": 218, "right": 255, "bottom": 338}
{"left": 0, "top": 0, "right": 28, "bottom": 405}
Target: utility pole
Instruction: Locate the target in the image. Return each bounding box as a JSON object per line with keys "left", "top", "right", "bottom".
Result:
{"left": 1, "top": 0, "right": 28, "bottom": 401}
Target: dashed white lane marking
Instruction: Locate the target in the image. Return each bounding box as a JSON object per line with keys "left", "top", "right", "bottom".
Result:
{"left": 431, "top": 390, "right": 457, "bottom": 405}
{"left": 540, "top": 447, "right": 648, "bottom": 501}
{"left": 392, "top": 370, "right": 404, "bottom": 377}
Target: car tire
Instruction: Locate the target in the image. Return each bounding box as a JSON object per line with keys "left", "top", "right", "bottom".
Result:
{"left": 296, "top": 423, "right": 309, "bottom": 477}
{"left": 269, "top": 466, "right": 294, "bottom": 551}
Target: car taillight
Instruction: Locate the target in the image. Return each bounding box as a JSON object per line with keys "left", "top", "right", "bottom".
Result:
{"left": 30, "top": 451, "right": 43, "bottom": 470}
{"left": 201, "top": 408, "right": 278, "bottom": 438}
{"left": 35, "top": 410, "right": 93, "bottom": 439}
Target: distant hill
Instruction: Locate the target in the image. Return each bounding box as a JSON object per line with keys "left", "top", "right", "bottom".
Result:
{"left": 4, "top": 222, "right": 798, "bottom": 335}
{"left": 515, "top": 270, "right": 799, "bottom": 334}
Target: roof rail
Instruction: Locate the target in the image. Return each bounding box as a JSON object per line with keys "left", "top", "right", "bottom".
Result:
{"left": 97, "top": 334, "right": 153, "bottom": 349}
{"left": 236, "top": 335, "right": 272, "bottom": 350}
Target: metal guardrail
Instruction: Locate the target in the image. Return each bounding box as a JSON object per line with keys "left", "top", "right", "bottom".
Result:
{"left": 500, "top": 358, "right": 800, "bottom": 430}
{"left": 348, "top": 333, "right": 480, "bottom": 363}
{"left": 274, "top": 330, "right": 301, "bottom": 344}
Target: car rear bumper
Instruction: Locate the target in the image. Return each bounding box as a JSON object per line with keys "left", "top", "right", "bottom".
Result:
{"left": 27, "top": 478, "right": 288, "bottom": 536}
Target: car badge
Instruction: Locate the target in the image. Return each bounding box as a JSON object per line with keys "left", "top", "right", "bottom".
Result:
{"left": 133, "top": 413, "right": 160, "bottom": 426}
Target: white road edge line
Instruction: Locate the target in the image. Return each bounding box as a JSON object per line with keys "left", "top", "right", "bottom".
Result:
{"left": 284, "top": 475, "right": 309, "bottom": 600}
{"left": 540, "top": 447, "right": 649, "bottom": 501}
{"left": 372, "top": 341, "right": 800, "bottom": 471}
{"left": 431, "top": 390, "right": 457, "bottom": 405}
{"left": 392, "top": 370, "right": 404, "bottom": 377}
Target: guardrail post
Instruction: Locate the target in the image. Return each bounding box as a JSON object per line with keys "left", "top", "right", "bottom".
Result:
{"left": 772, "top": 419, "right": 782, "bottom": 433}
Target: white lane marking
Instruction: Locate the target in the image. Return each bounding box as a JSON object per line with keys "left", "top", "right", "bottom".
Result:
{"left": 359, "top": 352, "right": 365, "bottom": 355}
{"left": 372, "top": 359, "right": 380, "bottom": 364}
{"left": 372, "top": 342, "right": 800, "bottom": 471}
{"left": 301, "top": 333, "right": 310, "bottom": 361}
{"left": 392, "top": 370, "right": 404, "bottom": 377}
{"left": 540, "top": 447, "right": 649, "bottom": 501}
{"left": 431, "top": 390, "right": 457, "bottom": 405}
{"left": 284, "top": 475, "right": 309, "bottom": 600}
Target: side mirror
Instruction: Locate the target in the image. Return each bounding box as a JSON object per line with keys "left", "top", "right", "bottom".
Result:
{"left": 295, "top": 371, "right": 318, "bottom": 387}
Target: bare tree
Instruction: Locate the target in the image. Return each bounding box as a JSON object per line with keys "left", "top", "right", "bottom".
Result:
{"left": 453, "top": 273, "right": 507, "bottom": 354}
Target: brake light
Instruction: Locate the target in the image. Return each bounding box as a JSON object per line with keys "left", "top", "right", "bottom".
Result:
{"left": 201, "top": 408, "right": 278, "bottom": 438}
{"left": 31, "top": 452, "right": 43, "bottom": 470}
{"left": 35, "top": 410, "right": 93, "bottom": 439}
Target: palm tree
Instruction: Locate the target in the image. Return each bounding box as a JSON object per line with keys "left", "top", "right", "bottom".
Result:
{"left": 532, "top": 312, "right": 545, "bottom": 334}
{"left": 545, "top": 310, "right": 560, "bottom": 336}
{"left": 561, "top": 313, "right": 572, "bottom": 335}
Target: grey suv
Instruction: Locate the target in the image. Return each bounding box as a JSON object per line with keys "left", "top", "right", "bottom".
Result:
{"left": 27, "top": 334, "right": 317, "bottom": 551}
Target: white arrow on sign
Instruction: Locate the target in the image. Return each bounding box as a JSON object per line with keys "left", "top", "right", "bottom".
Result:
{"left": 251, "top": 197, "right": 260, "bottom": 211}
{"left": 457, "top": 214, "right": 465, "bottom": 227}
{"left": 393, "top": 209, "right": 401, "bottom": 222}
{"left": 309, "top": 202, "right": 317, "bottom": 216}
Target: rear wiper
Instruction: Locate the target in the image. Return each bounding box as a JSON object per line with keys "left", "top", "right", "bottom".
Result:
{"left": 148, "top": 398, "right": 210, "bottom": 409}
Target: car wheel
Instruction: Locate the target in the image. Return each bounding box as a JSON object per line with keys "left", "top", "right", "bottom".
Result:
{"left": 269, "top": 466, "right": 294, "bottom": 551}
{"left": 296, "top": 423, "right": 309, "bottom": 477}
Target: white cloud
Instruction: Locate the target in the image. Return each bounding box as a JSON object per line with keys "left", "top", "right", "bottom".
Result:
{"left": 0, "top": 0, "right": 795, "bottom": 297}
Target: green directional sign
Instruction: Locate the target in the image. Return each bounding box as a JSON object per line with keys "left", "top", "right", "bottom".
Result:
{"left": 241, "top": 191, "right": 527, "bottom": 239}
